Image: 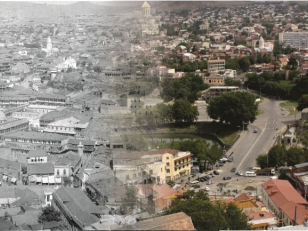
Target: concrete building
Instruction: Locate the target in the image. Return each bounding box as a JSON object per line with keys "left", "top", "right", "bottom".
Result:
{"left": 202, "top": 86, "right": 239, "bottom": 102}
{"left": 207, "top": 59, "right": 226, "bottom": 74}
{"left": 279, "top": 32, "right": 308, "bottom": 49}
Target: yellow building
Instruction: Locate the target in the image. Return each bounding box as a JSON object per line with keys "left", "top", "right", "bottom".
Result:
{"left": 142, "top": 149, "right": 193, "bottom": 183}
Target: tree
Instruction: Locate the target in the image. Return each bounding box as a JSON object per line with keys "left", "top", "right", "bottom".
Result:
{"left": 165, "top": 191, "right": 251, "bottom": 231}
{"left": 172, "top": 99, "right": 199, "bottom": 123}
{"left": 38, "top": 205, "right": 61, "bottom": 224}
{"left": 256, "top": 154, "right": 268, "bottom": 168}
{"left": 286, "top": 147, "right": 305, "bottom": 167}
{"left": 287, "top": 57, "right": 298, "bottom": 70}
{"left": 123, "top": 186, "right": 138, "bottom": 213}
{"left": 267, "top": 145, "right": 287, "bottom": 167}
{"left": 224, "top": 77, "right": 242, "bottom": 87}
{"left": 238, "top": 56, "right": 251, "bottom": 72}
{"left": 297, "top": 94, "right": 308, "bottom": 111}
{"left": 207, "top": 92, "right": 258, "bottom": 126}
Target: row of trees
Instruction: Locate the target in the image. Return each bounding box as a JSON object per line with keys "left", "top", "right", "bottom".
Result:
{"left": 136, "top": 99, "right": 199, "bottom": 126}
{"left": 165, "top": 190, "right": 252, "bottom": 231}
{"left": 245, "top": 71, "right": 306, "bottom": 100}
{"left": 256, "top": 145, "right": 308, "bottom": 168}
{"left": 161, "top": 57, "right": 208, "bottom": 73}
{"left": 161, "top": 73, "right": 208, "bottom": 103}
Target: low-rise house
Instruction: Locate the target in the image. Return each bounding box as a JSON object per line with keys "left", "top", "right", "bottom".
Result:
{"left": 27, "top": 163, "right": 55, "bottom": 185}
{"left": 54, "top": 151, "right": 81, "bottom": 182}
{"left": 246, "top": 210, "right": 278, "bottom": 230}
{"left": 283, "top": 127, "right": 296, "bottom": 145}
{"left": 27, "top": 149, "right": 48, "bottom": 164}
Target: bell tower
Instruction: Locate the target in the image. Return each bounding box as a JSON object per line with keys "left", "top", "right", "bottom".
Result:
{"left": 141, "top": 1, "right": 151, "bottom": 18}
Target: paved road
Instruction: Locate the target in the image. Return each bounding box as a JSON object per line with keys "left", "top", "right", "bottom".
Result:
{"left": 206, "top": 97, "right": 300, "bottom": 183}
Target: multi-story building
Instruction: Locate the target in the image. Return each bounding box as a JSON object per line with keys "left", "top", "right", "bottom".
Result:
{"left": 207, "top": 59, "right": 225, "bottom": 74}
{"left": 0, "top": 112, "right": 29, "bottom": 137}
{"left": 261, "top": 179, "right": 308, "bottom": 226}
{"left": 43, "top": 116, "right": 89, "bottom": 137}
{"left": 39, "top": 110, "right": 70, "bottom": 128}
{"left": 279, "top": 32, "right": 308, "bottom": 49}
{"left": 202, "top": 86, "right": 239, "bottom": 102}
{"left": 0, "top": 95, "right": 30, "bottom": 109}
{"left": 114, "top": 149, "right": 193, "bottom": 183}
{"left": 2, "top": 131, "right": 67, "bottom": 153}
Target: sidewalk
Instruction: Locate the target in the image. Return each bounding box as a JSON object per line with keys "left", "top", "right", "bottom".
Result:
{"left": 225, "top": 130, "right": 247, "bottom": 157}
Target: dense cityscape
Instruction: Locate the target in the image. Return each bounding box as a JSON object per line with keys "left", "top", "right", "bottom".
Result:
{"left": 1, "top": 1, "right": 308, "bottom": 230}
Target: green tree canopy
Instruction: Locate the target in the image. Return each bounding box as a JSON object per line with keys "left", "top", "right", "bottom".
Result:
{"left": 224, "top": 77, "right": 242, "bottom": 87}
{"left": 297, "top": 94, "right": 308, "bottom": 111}
{"left": 256, "top": 154, "right": 268, "bottom": 169}
{"left": 161, "top": 73, "right": 208, "bottom": 103}
{"left": 267, "top": 145, "right": 287, "bottom": 168}
{"left": 38, "top": 205, "right": 61, "bottom": 224}
{"left": 172, "top": 99, "right": 199, "bottom": 123}
{"left": 165, "top": 190, "right": 251, "bottom": 231}
{"left": 207, "top": 92, "right": 258, "bottom": 126}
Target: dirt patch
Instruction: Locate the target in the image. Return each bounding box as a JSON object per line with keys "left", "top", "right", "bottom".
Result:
{"left": 244, "top": 186, "right": 257, "bottom": 191}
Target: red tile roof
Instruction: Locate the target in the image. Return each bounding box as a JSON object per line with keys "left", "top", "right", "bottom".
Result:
{"left": 246, "top": 210, "right": 275, "bottom": 221}
{"left": 262, "top": 179, "right": 308, "bottom": 225}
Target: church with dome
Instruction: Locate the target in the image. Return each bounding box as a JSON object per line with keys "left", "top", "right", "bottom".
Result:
{"left": 137, "top": 1, "right": 160, "bottom": 36}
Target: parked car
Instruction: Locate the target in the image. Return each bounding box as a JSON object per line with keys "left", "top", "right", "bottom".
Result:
{"left": 213, "top": 170, "right": 219, "bottom": 175}
{"left": 204, "top": 186, "right": 210, "bottom": 191}
{"left": 236, "top": 171, "right": 243, "bottom": 176}
{"left": 223, "top": 176, "right": 232, "bottom": 180}
{"left": 228, "top": 156, "right": 234, "bottom": 162}
{"left": 253, "top": 128, "right": 258, "bottom": 133}
{"left": 231, "top": 167, "right": 236, "bottom": 172}
{"left": 207, "top": 180, "right": 214, "bottom": 185}
{"left": 193, "top": 184, "right": 201, "bottom": 189}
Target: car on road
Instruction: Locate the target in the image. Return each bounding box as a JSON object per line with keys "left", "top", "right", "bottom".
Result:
{"left": 236, "top": 171, "right": 243, "bottom": 176}
{"left": 204, "top": 186, "right": 210, "bottom": 191}
{"left": 213, "top": 170, "right": 219, "bottom": 175}
{"left": 253, "top": 128, "right": 258, "bottom": 133}
{"left": 231, "top": 167, "right": 236, "bottom": 172}
{"left": 193, "top": 184, "right": 201, "bottom": 189}
{"left": 223, "top": 176, "right": 232, "bottom": 180}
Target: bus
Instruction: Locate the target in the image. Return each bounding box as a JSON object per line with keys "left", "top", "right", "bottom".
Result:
{"left": 245, "top": 171, "right": 257, "bottom": 177}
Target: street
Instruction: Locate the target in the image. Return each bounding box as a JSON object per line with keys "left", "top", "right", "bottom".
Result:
{"left": 191, "top": 97, "right": 300, "bottom": 190}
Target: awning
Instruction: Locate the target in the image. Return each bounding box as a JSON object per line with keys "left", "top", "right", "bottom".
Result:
{"left": 36, "top": 176, "right": 42, "bottom": 183}
{"left": 11, "top": 178, "right": 17, "bottom": 183}
{"left": 3, "top": 175, "right": 7, "bottom": 181}
{"left": 42, "top": 176, "right": 49, "bottom": 184}
{"left": 48, "top": 176, "right": 55, "bottom": 184}
{"left": 55, "top": 177, "right": 61, "bottom": 184}
{"left": 29, "top": 176, "right": 36, "bottom": 182}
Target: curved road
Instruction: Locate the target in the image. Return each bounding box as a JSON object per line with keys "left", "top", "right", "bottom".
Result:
{"left": 214, "top": 97, "right": 300, "bottom": 181}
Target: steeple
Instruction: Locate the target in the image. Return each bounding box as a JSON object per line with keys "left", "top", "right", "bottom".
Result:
{"left": 259, "top": 36, "right": 264, "bottom": 49}
{"left": 141, "top": 1, "right": 151, "bottom": 18}
{"left": 46, "top": 36, "right": 52, "bottom": 51}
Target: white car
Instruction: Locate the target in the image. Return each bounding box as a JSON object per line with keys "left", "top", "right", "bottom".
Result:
{"left": 204, "top": 187, "right": 210, "bottom": 191}
{"left": 236, "top": 171, "right": 243, "bottom": 176}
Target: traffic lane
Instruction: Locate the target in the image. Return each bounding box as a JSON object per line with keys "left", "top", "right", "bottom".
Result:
{"left": 238, "top": 127, "right": 279, "bottom": 172}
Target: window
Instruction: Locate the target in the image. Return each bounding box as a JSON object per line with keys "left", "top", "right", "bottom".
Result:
{"left": 149, "top": 170, "right": 153, "bottom": 175}
{"left": 166, "top": 169, "right": 170, "bottom": 173}
{"left": 166, "top": 157, "right": 169, "bottom": 160}
{"left": 57, "top": 170, "right": 60, "bottom": 176}
{"left": 166, "top": 162, "right": 170, "bottom": 167}
{"left": 63, "top": 169, "right": 66, "bottom": 175}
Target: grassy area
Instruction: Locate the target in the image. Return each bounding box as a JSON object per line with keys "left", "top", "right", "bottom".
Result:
{"left": 155, "top": 122, "right": 240, "bottom": 146}
{"left": 257, "top": 110, "right": 265, "bottom": 116}
{"left": 279, "top": 101, "right": 299, "bottom": 115}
